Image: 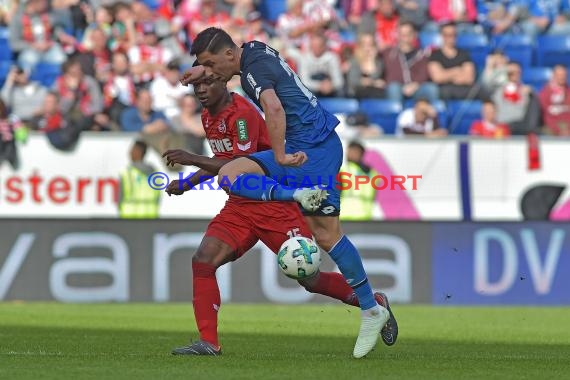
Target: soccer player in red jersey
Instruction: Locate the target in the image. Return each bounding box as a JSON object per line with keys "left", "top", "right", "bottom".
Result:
{"left": 163, "top": 70, "right": 388, "bottom": 356}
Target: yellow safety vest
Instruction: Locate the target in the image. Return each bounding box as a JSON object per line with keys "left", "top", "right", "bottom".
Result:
{"left": 340, "top": 162, "right": 377, "bottom": 221}
{"left": 119, "top": 165, "right": 160, "bottom": 219}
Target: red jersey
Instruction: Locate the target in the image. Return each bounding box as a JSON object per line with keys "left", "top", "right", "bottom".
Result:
{"left": 200, "top": 93, "right": 312, "bottom": 256}
{"left": 375, "top": 13, "right": 399, "bottom": 48}
{"left": 539, "top": 83, "right": 570, "bottom": 135}
{"left": 202, "top": 93, "right": 270, "bottom": 159}
{"left": 469, "top": 120, "right": 511, "bottom": 138}
{"left": 202, "top": 93, "right": 271, "bottom": 205}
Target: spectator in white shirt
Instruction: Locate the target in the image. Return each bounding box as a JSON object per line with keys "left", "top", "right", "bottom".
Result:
{"left": 396, "top": 98, "right": 448, "bottom": 137}
{"left": 294, "top": 32, "right": 344, "bottom": 97}
{"left": 149, "top": 59, "right": 190, "bottom": 120}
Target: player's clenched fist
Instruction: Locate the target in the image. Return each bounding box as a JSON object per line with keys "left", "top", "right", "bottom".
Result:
{"left": 180, "top": 65, "right": 206, "bottom": 86}
{"left": 162, "top": 149, "right": 197, "bottom": 167}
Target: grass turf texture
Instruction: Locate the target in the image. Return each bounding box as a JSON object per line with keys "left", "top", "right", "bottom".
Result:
{"left": 1, "top": 304, "right": 569, "bottom": 380}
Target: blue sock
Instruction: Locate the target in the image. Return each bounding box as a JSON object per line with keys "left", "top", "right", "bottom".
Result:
{"left": 229, "top": 174, "right": 296, "bottom": 201}
{"left": 328, "top": 235, "right": 377, "bottom": 310}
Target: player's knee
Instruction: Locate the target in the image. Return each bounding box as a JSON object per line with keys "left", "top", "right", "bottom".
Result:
{"left": 218, "top": 160, "right": 242, "bottom": 186}
{"left": 192, "top": 249, "right": 220, "bottom": 268}
{"left": 218, "top": 158, "right": 263, "bottom": 189}
{"left": 217, "top": 165, "right": 234, "bottom": 188}
{"left": 297, "top": 273, "right": 319, "bottom": 292}
{"left": 312, "top": 228, "right": 339, "bottom": 252}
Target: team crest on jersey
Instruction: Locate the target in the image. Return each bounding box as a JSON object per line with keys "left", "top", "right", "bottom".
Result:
{"left": 218, "top": 120, "right": 227, "bottom": 133}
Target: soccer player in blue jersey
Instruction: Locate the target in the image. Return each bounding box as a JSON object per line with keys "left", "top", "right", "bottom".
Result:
{"left": 182, "top": 27, "right": 398, "bottom": 358}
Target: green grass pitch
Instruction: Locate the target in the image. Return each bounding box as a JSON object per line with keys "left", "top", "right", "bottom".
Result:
{"left": 1, "top": 303, "right": 569, "bottom": 380}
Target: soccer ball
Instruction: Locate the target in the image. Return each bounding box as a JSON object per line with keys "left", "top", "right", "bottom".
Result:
{"left": 277, "top": 237, "right": 321, "bottom": 279}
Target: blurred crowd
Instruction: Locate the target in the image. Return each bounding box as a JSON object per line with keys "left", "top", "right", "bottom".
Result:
{"left": 1, "top": 0, "right": 570, "bottom": 169}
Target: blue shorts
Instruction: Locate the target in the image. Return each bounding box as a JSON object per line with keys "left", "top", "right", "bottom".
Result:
{"left": 248, "top": 131, "right": 342, "bottom": 216}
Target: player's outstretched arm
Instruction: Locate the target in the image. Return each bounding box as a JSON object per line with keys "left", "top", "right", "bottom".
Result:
{"left": 162, "top": 149, "right": 232, "bottom": 174}
{"left": 165, "top": 168, "right": 215, "bottom": 196}
{"left": 259, "top": 90, "right": 307, "bottom": 167}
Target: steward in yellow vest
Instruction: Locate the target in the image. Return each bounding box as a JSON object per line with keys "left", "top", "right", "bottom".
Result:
{"left": 119, "top": 140, "right": 160, "bottom": 218}
{"left": 340, "top": 141, "right": 377, "bottom": 221}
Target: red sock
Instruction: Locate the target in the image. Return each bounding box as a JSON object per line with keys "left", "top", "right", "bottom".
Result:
{"left": 304, "top": 272, "right": 358, "bottom": 306}
{"left": 192, "top": 262, "right": 220, "bottom": 348}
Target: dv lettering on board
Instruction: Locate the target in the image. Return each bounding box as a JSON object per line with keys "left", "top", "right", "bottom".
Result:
{"left": 474, "top": 228, "right": 564, "bottom": 295}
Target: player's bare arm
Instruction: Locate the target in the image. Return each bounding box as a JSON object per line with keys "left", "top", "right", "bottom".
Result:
{"left": 180, "top": 65, "right": 206, "bottom": 86}
{"left": 162, "top": 149, "right": 232, "bottom": 173}
{"left": 259, "top": 90, "right": 307, "bottom": 167}
{"left": 165, "top": 168, "right": 215, "bottom": 196}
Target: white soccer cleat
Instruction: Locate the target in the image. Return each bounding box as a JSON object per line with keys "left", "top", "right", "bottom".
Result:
{"left": 292, "top": 188, "right": 328, "bottom": 212}
{"left": 353, "top": 305, "right": 390, "bottom": 359}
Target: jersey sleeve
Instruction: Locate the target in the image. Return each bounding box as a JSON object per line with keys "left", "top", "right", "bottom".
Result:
{"left": 242, "top": 57, "right": 280, "bottom": 101}
{"left": 228, "top": 103, "right": 264, "bottom": 155}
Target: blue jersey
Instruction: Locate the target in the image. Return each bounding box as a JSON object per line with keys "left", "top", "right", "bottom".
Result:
{"left": 239, "top": 41, "right": 339, "bottom": 146}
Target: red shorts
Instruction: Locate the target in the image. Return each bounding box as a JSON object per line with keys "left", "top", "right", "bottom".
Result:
{"left": 205, "top": 197, "right": 313, "bottom": 258}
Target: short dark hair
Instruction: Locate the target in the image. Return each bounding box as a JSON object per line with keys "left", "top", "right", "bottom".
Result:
{"left": 133, "top": 139, "right": 147, "bottom": 156}
{"left": 398, "top": 20, "right": 416, "bottom": 32}
{"left": 440, "top": 21, "right": 456, "bottom": 30}
{"left": 112, "top": 1, "right": 131, "bottom": 16}
{"left": 166, "top": 58, "right": 181, "bottom": 71}
{"left": 348, "top": 141, "right": 365, "bottom": 154}
{"left": 112, "top": 50, "right": 130, "bottom": 63}
{"left": 46, "top": 90, "right": 60, "bottom": 100}
{"left": 136, "top": 88, "right": 151, "bottom": 100}
{"left": 62, "top": 56, "right": 81, "bottom": 74}
{"left": 190, "top": 27, "right": 237, "bottom": 56}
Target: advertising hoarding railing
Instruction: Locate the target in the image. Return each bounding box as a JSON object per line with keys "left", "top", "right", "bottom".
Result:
{"left": 1, "top": 133, "right": 569, "bottom": 221}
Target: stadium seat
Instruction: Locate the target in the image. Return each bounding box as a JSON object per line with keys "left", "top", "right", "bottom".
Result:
{"left": 446, "top": 100, "right": 482, "bottom": 135}
{"left": 403, "top": 99, "right": 448, "bottom": 128}
{"left": 319, "top": 97, "right": 359, "bottom": 115}
{"left": 419, "top": 31, "right": 442, "bottom": 49}
{"left": 491, "top": 34, "right": 534, "bottom": 68}
{"left": 535, "top": 35, "right": 570, "bottom": 67}
{"left": 358, "top": 99, "right": 402, "bottom": 134}
{"left": 523, "top": 67, "right": 552, "bottom": 93}
{"left": 30, "top": 63, "right": 62, "bottom": 87}
{"left": 457, "top": 34, "right": 490, "bottom": 72}
{"left": 259, "top": 0, "right": 287, "bottom": 23}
